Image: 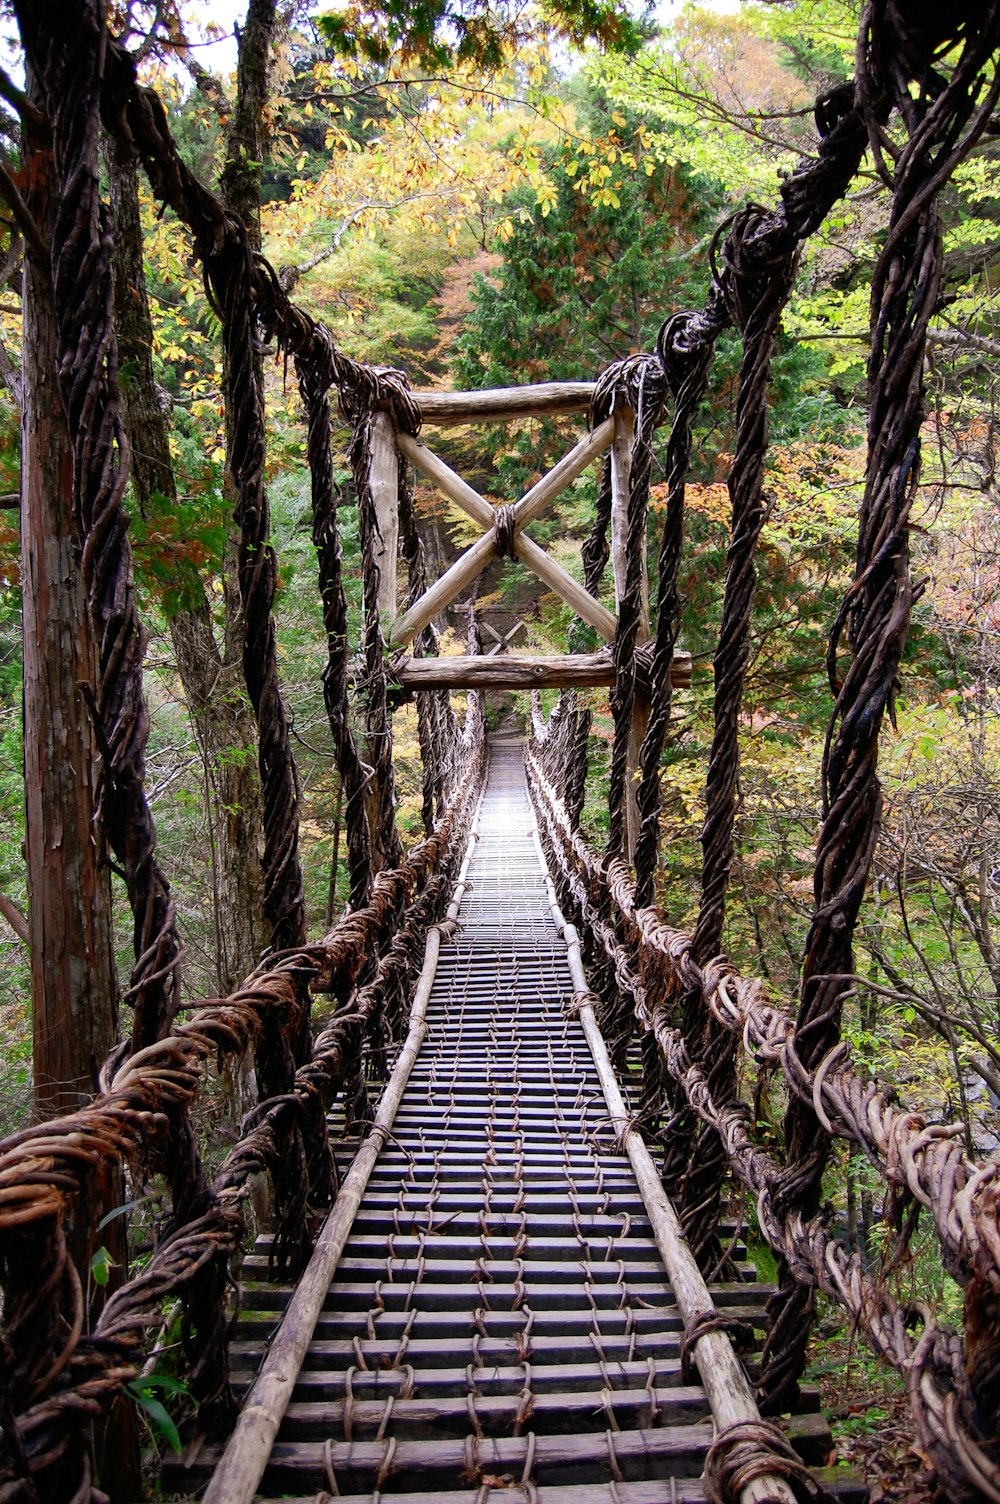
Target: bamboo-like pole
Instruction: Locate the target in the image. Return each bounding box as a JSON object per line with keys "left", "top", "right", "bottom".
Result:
{"left": 513, "top": 531, "right": 617, "bottom": 642}
{"left": 199, "top": 809, "right": 484, "bottom": 1504}
{"left": 388, "top": 530, "right": 498, "bottom": 648}
{"left": 528, "top": 817, "right": 798, "bottom": 1504}
{"left": 370, "top": 411, "right": 399, "bottom": 619}
{"left": 396, "top": 430, "right": 493, "bottom": 530}
{"left": 512, "top": 416, "right": 615, "bottom": 528}
{"left": 390, "top": 431, "right": 617, "bottom": 647}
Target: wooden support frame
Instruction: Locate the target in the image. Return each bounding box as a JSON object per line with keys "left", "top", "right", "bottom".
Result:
{"left": 413, "top": 381, "right": 595, "bottom": 427}
{"left": 390, "top": 422, "right": 617, "bottom": 648}
{"left": 369, "top": 410, "right": 399, "bottom": 619}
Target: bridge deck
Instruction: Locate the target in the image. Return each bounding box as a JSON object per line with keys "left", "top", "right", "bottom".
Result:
{"left": 175, "top": 740, "right": 861, "bottom": 1502}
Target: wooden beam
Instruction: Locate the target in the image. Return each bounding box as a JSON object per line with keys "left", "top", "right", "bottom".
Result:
{"left": 388, "top": 530, "right": 497, "bottom": 648}
{"left": 413, "top": 381, "right": 596, "bottom": 426}
{"left": 198, "top": 818, "right": 483, "bottom": 1504}
{"left": 513, "top": 532, "right": 617, "bottom": 643}
{"left": 513, "top": 417, "right": 615, "bottom": 529}
{"left": 395, "top": 649, "right": 692, "bottom": 691}
{"left": 395, "top": 430, "right": 493, "bottom": 530}
{"left": 610, "top": 407, "right": 650, "bottom": 642}
{"left": 539, "top": 860, "right": 799, "bottom": 1504}
{"left": 369, "top": 411, "right": 398, "bottom": 619}
{"left": 396, "top": 427, "right": 617, "bottom": 645}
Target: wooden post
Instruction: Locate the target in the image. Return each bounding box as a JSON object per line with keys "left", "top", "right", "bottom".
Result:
{"left": 610, "top": 407, "right": 650, "bottom": 863}
{"left": 369, "top": 410, "right": 398, "bottom": 622}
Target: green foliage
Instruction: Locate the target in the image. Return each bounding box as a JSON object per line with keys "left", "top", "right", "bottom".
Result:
{"left": 456, "top": 84, "right": 716, "bottom": 390}
{"left": 318, "top": 0, "right": 645, "bottom": 71}
{"left": 126, "top": 1373, "right": 195, "bottom": 1454}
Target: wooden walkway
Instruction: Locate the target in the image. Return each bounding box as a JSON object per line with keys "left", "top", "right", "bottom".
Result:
{"left": 172, "top": 740, "right": 862, "bottom": 1503}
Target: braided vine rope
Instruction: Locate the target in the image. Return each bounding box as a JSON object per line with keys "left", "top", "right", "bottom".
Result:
{"left": 0, "top": 746, "right": 485, "bottom": 1499}
{"left": 769, "top": 1, "right": 1000, "bottom": 1413}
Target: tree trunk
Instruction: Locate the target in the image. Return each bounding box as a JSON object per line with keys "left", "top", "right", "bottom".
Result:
{"left": 22, "top": 80, "right": 118, "bottom": 1119}
{"left": 105, "top": 135, "right": 266, "bottom": 993}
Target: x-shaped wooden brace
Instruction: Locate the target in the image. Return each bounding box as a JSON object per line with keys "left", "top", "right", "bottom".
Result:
{"left": 388, "top": 419, "right": 617, "bottom": 649}
{"left": 480, "top": 618, "right": 527, "bottom": 656}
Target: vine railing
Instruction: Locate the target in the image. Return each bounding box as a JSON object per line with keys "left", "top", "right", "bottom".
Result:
{"left": 4, "top": 2, "right": 1000, "bottom": 1502}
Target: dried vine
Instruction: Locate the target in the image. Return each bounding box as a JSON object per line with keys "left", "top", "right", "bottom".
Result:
{"left": 0, "top": 748, "right": 484, "bottom": 1499}
{"left": 526, "top": 748, "right": 1000, "bottom": 1502}
{"left": 294, "top": 330, "right": 373, "bottom": 909}
{"left": 768, "top": 3, "right": 1000, "bottom": 1416}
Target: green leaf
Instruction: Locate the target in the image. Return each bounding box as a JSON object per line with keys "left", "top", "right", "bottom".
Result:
{"left": 97, "top": 1195, "right": 151, "bottom": 1232}
{"left": 90, "top": 1246, "right": 115, "bottom": 1287}
{"left": 129, "top": 1373, "right": 193, "bottom": 1401}
{"left": 132, "top": 1393, "right": 182, "bottom": 1453}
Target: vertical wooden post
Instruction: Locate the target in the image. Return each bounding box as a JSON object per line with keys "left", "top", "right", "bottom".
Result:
{"left": 369, "top": 411, "right": 399, "bottom": 622}
{"left": 610, "top": 406, "right": 650, "bottom": 863}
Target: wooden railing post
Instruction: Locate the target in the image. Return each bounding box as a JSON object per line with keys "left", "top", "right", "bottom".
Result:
{"left": 369, "top": 410, "right": 398, "bottom": 622}
{"left": 610, "top": 405, "right": 650, "bottom": 864}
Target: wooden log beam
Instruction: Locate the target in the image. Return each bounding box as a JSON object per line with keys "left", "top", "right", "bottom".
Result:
{"left": 388, "top": 530, "right": 497, "bottom": 648}
{"left": 512, "top": 416, "right": 615, "bottom": 529}
{"left": 394, "top": 649, "right": 692, "bottom": 691}
{"left": 395, "top": 430, "right": 494, "bottom": 530}
{"left": 393, "top": 428, "right": 617, "bottom": 645}
{"left": 513, "top": 532, "right": 617, "bottom": 642}
{"left": 369, "top": 411, "right": 398, "bottom": 619}
{"left": 413, "top": 381, "right": 596, "bottom": 427}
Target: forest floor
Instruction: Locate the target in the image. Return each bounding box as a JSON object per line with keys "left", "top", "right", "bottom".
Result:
{"left": 813, "top": 1332, "right": 934, "bottom": 1503}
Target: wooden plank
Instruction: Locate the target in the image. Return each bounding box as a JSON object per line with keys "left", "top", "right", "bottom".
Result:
{"left": 198, "top": 820, "right": 484, "bottom": 1504}
{"left": 192, "top": 1413, "right": 833, "bottom": 1494}
{"left": 253, "top": 1468, "right": 869, "bottom": 1504}
{"left": 369, "top": 410, "right": 399, "bottom": 618}
{"left": 388, "top": 530, "right": 497, "bottom": 648}
{"left": 394, "top": 651, "right": 691, "bottom": 691}
{"left": 280, "top": 1383, "right": 712, "bottom": 1439}
{"left": 535, "top": 844, "right": 799, "bottom": 1504}
{"left": 413, "top": 381, "right": 596, "bottom": 426}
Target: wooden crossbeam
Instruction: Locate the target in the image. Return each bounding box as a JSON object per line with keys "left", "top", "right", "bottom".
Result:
{"left": 392, "top": 425, "right": 616, "bottom": 648}
{"left": 413, "top": 381, "right": 596, "bottom": 427}
{"left": 394, "top": 649, "right": 692, "bottom": 691}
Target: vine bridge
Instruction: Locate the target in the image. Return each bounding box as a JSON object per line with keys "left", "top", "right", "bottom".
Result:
{"left": 5, "top": 5, "right": 1000, "bottom": 1504}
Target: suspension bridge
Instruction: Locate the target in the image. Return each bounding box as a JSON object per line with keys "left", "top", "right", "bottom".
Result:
{"left": 4, "top": 5, "right": 1000, "bottom": 1503}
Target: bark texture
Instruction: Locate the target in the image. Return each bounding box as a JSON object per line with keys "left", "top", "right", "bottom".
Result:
{"left": 22, "top": 76, "right": 117, "bottom": 1118}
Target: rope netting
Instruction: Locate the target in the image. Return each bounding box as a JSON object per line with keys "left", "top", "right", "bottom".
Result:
{"left": 3, "top": 1, "right": 1000, "bottom": 1500}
